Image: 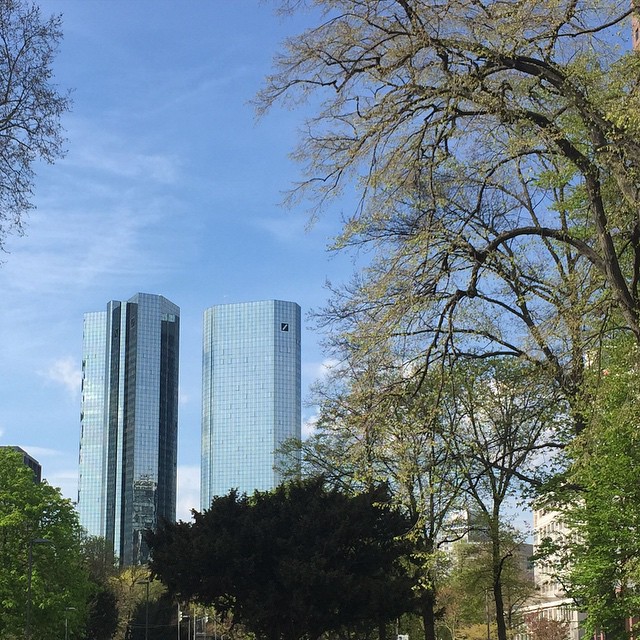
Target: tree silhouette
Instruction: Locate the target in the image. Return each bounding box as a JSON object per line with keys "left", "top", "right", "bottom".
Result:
{"left": 148, "top": 479, "right": 416, "bottom": 640}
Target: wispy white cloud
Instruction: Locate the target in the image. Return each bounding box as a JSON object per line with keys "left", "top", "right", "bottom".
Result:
{"left": 69, "top": 145, "right": 180, "bottom": 184}
{"left": 251, "top": 213, "right": 308, "bottom": 244}
{"left": 40, "top": 356, "right": 82, "bottom": 397}
{"left": 0, "top": 147, "right": 186, "bottom": 299}
{"left": 0, "top": 2, "right": 348, "bottom": 537}
{"left": 61, "top": 116, "right": 181, "bottom": 184}
{"left": 16, "top": 445, "right": 63, "bottom": 459}
{"left": 45, "top": 468, "right": 79, "bottom": 501}
{"left": 302, "top": 413, "right": 318, "bottom": 440}
{"left": 303, "top": 357, "right": 340, "bottom": 383}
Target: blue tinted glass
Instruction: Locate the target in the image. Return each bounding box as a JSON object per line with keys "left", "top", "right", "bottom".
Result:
{"left": 201, "top": 300, "right": 301, "bottom": 509}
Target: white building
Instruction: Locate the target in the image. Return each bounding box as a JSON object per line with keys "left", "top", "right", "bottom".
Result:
{"left": 518, "top": 508, "right": 585, "bottom": 640}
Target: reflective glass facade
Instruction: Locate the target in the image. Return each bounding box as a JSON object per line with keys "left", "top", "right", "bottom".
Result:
{"left": 201, "top": 300, "right": 301, "bottom": 509}
{"left": 78, "top": 293, "right": 179, "bottom": 565}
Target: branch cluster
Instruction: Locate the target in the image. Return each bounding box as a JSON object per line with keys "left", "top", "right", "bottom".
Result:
{"left": 0, "top": 0, "right": 71, "bottom": 249}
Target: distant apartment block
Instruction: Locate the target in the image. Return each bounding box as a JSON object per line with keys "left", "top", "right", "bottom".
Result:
{"left": 439, "top": 507, "right": 491, "bottom": 555}
{"left": 2, "top": 446, "right": 42, "bottom": 482}
{"left": 442, "top": 508, "right": 533, "bottom": 584}
{"left": 78, "top": 293, "right": 179, "bottom": 565}
{"left": 201, "top": 300, "right": 301, "bottom": 509}
{"left": 518, "top": 508, "right": 584, "bottom": 640}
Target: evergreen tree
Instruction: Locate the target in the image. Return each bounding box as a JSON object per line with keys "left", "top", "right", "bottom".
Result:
{"left": 148, "top": 479, "right": 416, "bottom": 640}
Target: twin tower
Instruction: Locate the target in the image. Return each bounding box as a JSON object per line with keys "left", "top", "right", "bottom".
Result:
{"left": 77, "top": 293, "right": 301, "bottom": 565}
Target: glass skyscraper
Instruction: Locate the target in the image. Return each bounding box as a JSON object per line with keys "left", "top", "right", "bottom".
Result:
{"left": 201, "top": 300, "right": 301, "bottom": 509}
{"left": 78, "top": 293, "right": 179, "bottom": 565}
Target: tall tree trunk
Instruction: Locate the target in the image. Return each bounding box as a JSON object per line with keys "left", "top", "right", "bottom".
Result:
{"left": 493, "top": 579, "right": 508, "bottom": 640}
{"left": 421, "top": 587, "right": 437, "bottom": 640}
{"left": 380, "top": 621, "right": 388, "bottom": 640}
{"left": 604, "top": 601, "right": 627, "bottom": 640}
{"left": 491, "top": 524, "right": 508, "bottom": 640}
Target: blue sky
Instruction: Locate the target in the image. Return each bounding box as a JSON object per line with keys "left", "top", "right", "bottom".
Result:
{"left": 0, "top": 1, "right": 355, "bottom": 520}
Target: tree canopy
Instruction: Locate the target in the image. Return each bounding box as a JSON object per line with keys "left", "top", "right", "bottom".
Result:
{"left": 0, "top": 0, "right": 71, "bottom": 250}
{"left": 259, "top": 1, "right": 640, "bottom": 637}
{"left": 538, "top": 337, "right": 640, "bottom": 639}
{"left": 80, "top": 536, "right": 119, "bottom": 640}
{"left": 298, "top": 363, "right": 465, "bottom": 640}
{"left": 293, "top": 356, "right": 554, "bottom": 640}
{"left": 0, "top": 447, "right": 90, "bottom": 640}
{"left": 259, "top": 0, "right": 640, "bottom": 424}
{"left": 439, "top": 536, "right": 535, "bottom": 640}
{"left": 147, "top": 479, "right": 417, "bottom": 640}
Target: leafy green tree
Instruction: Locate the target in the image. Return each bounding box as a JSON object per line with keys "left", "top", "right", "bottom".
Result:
{"left": 291, "top": 357, "right": 556, "bottom": 640}
{"left": 439, "top": 537, "right": 534, "bottom": 640}
{"left": 0, "top": 447, "right": 90, "bottom": 640}
{"left": 81, "top": 536, "right": 119, "bottom": 640}
{"left": 441, "top": 359, "right": 560, "bottom": 640}
{"left": 259, "top": 3, "right": 640, "bottom": 636}
{"left": 285, "top": 360, "right": 466, "bottom": 640}
{"left": 108, "top": 565, "right": 168, "bottom": 640}
{"left": 0, "top": 0, "right": 71, "bottom": 250}
{"left": 128, "top": 590, "right": 177, "bottom": 640}
{"left": 148, "top": 479, "right": 417, "bottom": 640}
{"left": 539, "top": 337, "right": 640, "bottom": 640}
{"left": 83, "top": 587, "right": 118, "bottom": 640}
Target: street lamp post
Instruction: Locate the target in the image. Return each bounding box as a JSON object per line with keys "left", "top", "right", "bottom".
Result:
{"left": 485, "top": 588, "right": 491, "bottom": 640}
{"left": 25, "top": 537, "right": 54, "bottom": 640}
{"left": 65, "top": 607, "right": 76, "bottom": 640}
{"left": 135, "top": 579, "right": 150, "bottom": 640}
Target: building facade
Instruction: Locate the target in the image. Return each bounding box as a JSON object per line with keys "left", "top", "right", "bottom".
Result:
{"left": 78, "top": 293, "right": 180, "bottom": 565}
{"left": 201, "top": 300, "right": 301, "bottom": 509}
{"left": 517, "top": 508, "right": 585, "bottom": 640}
